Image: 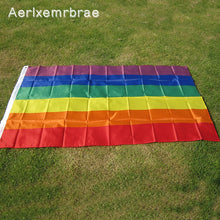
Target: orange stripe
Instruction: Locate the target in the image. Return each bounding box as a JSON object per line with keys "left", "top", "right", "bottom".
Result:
{"left": 6, "top": 109, "right": 212, "bottom": 129}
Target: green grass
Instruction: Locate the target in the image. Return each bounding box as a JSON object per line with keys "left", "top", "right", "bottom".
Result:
{"left": 0, "top": 0, "right": 219, "bottom": 219}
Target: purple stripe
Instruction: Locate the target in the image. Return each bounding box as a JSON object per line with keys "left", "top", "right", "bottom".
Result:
{"left": 155, "top": 65, "right": 174, "bottom": 75}
{"left": 140, "top": 65, "right": 157, "bottom": 75}
{"left": 107, "top": 66, "right": 122, "bottom": 75}
{"left": 25, "top": 65, "right": 192, "bottom": 77}
{"left": 172, "top": 66, "right": 191, "bottom": 76}
{"left": 74, "top": 65, "right": 90, "bottom": 75}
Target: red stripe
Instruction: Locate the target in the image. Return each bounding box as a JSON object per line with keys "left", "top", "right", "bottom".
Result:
{"left": 0, "top": 123, "right": 219, "bottom": 148}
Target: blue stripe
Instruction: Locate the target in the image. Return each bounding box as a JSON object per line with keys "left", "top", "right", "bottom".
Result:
{"left": 21, "top": 74, "right": 195, "bottom": 87}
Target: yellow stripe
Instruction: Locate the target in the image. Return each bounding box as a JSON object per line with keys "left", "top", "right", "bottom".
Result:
{"left": 11, "top": 97, "right": 207, "bottom": 113}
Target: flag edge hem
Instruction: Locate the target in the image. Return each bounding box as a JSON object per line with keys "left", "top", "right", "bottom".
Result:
{"left": 0, "top": 65, "right": 28, "bottom": 138}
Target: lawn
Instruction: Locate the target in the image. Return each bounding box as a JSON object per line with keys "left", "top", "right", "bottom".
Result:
{"left": 0, "top": 0, "right": 219, "bottom": 219}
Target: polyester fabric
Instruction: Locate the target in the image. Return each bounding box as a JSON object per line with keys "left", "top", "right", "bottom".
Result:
{"left": 0, "top": 65, "right": 219, "bottom": 148}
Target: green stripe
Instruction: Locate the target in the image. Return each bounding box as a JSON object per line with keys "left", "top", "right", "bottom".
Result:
{"left": 16, "top": 85, "right": 200, "bottom": 100}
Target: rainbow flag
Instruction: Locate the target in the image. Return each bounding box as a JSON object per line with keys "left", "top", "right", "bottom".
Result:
{"left": 0, "top": 65, "right": 219, "bottom": 148}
